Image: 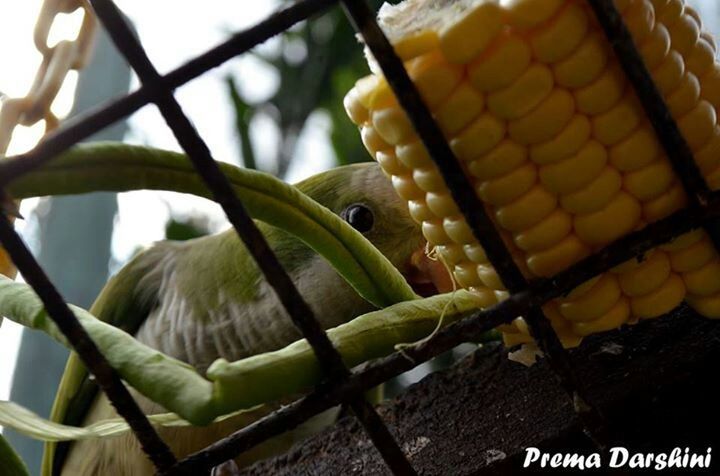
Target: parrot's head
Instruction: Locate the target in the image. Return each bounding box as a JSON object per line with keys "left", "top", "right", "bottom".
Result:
{"left": 296, "top": 162, "right": 453, "bottom": 296}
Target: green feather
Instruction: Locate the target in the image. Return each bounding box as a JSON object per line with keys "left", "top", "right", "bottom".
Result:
{"left": 40, "top": 153, "right": 423, "bottom": 475}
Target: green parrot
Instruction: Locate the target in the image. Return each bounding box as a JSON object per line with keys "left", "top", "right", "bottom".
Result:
{"left": 43, "top": 162, "right": 451, "bottom": 476}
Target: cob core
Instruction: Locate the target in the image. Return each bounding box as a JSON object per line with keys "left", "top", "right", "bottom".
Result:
{"left": 344, "top": 0, "right": 720, "bottom": 348}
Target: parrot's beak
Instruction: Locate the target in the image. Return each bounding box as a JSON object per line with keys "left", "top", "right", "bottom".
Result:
{"left": 403, "top": 246, "right": 455, "bottom": 297}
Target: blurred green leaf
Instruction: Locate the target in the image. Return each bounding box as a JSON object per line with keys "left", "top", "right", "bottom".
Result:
{"left": 227, "top": 76, "right": 259, "bottom": 171}
{"left": 0, "top": 433, "right": 30, "bottom": 476}
{"left": 229, "top": 2, "right": 383, "bottom": 177}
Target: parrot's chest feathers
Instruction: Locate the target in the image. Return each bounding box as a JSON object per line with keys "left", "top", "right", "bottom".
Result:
{"left": 134, "top": 253, "right": 373, "bottom": 373}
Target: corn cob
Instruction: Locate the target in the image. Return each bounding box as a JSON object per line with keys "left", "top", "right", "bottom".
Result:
{"left": 345, "top": 0, "right": 720, "bottom": 348}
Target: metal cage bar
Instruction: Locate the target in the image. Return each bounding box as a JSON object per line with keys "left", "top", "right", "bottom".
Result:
{"left": 176, "top": 198, "right": 720, "bottom": 472}
{"left": 0, "top": 218, "right": 177, "bottom": 471}
{"left": 338, "top": 0, "right": 609, "bottom": 445}
{"left": 89, "top": 0, "right": 416, "bottom": 474}
{"left": 587, "top": 0, "right": 720, "bottom": 251}
{"left": 0, "top": 0, "right": 718, "bottom": 474}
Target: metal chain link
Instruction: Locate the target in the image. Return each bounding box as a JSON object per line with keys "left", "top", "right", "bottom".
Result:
{"left": 0, "top": 0, "right": 96, "bottom": 278}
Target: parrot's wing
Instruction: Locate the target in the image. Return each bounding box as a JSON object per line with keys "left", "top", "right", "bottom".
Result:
{"left": 42, "top": 243, "right": 173, "bottom": 476}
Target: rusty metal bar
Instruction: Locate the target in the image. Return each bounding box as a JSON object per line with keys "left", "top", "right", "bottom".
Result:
{"left": 177, "top": 198, "right": 720, "bottom": 472}
{"left": 587, "top": 0, "right": 720, "bottom": 250}
{"left": 0, "top": 213, "right": 177, "bottom": 472}
{"left": 0, "top": 0, "right": 337, "bottom": 187}
{"left": 88, "top": 1, "right": 415, "bottom": 474}
{"left": 338, "top": 0, "right": 608, "bottom": 447}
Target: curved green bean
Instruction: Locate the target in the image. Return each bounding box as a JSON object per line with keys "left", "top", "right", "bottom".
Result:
{"left": 6, "top": 142, "right": 416, "bottom": 308}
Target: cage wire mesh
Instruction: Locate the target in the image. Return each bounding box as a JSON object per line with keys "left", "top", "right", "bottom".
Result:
{"left": 1, "top": 0, "right": 720, "bottom": 474}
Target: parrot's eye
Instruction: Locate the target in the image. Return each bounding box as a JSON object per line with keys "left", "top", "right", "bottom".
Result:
{"left": 341, "top": 204, "right": 374, "bottom": 233}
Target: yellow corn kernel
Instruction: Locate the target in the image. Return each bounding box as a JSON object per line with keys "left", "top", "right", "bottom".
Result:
{"left": 454, "top": 262, "right": 484, "bottom": 288}
{"left": 694, "top": 127, "right": 720, "bottom": 173}
{"left": 392, "top": 174, "right": 425, "bottom": 200}
{"left": 468, "top": 140, "right": 527, "bottom": 181}
{"left": 464, "top": 243, "right": 488, "bottom": 264}
{"left": 667, "top": 12, "right": 700, "bottom": 56}
{"left": 656, "top": 0, "right": 683, "bottom": 25}
{"left": 353, "top": 75, "right": 396, "bottom": 110}
{"left": 409, "top": 199, "right": 436, "bottom": 223}
{"left": 618, "top": 250, "right": 671, "bottom": 297}
{"left": 361, "top": 125, "right": 391, "bottom": 156}
{"left": 347, "top": 0, "right": 720, "bottom": 343}
{"left": 559, "top": 274, "right": 621, "bottom": 322}
{"left": 701, "top": 64, "right": 720, "bottom": 108}
{"left": 436, "top": 243, "right": 466, "bottom": 266}
{"left": 372, "top": 107, "right": 415, "bottom": 145}
{"left": 514, "top": 208, "right": 572, "bottom": 252}
{"left": 390, "top": 30, "right": 440, "bottom": 62}
{"left": 435, "top": 243, "right": 466, "bottom": 265}
{"left": 683, "top": 259, "right": 720, "bottom": 296}
{"left": 434, "top": 82, "right": 485, "bottom": 136}
{"left": 572, "top": 297, "right": 630, "bottom": 337}
{"left": 560, "top": 166, "right": 622, "bottom": 214}
{"left": 530, "top": 115, "right": 591, "bottom": 165}
{"left": 566, "top": 275, "right": 603, "bottom": 300}
{"left": 477, "top": 162, "right": 537, "bottom": 207}
{"left": 639, "top": 24, "right": 672, "bottom": 70}
{"left": 450, "top": 113, "right": 506, "bottom": 161}
{"left": 468, "top": 32, "right": 532, "bottom": 92}
{"left": 592, "top": 92, "right": 643, "bottom": 145}
{"left": 677, "top": 100, "right": 717, "bottom": 149}
{"left": 504, "top": 0, "right": 565, "bottom": 29}
{"left": 487, "top": 64, "right": 554, "bottom": 119}
{"left": 544, "top": 302, "right": 583, "bottom": 347}
{"left": 529, "top": 3, "right": 589, "bottom": 64}
{"left": 406, "top": 50, "right": 464, "bottom": 109}
{"left": 343, "top": 87, "right": 369, "bottom": 125}
{"left": 666, "top": 73, "right": 701, "bottom": 116}
{"left": 684, "top": 6, "right": 701, "bottom": 28}
{"left": 477, "top": 264, "right": 506, "bottom": 291}
{"left": 413, "top": 167, "right": 446, "bottom": 193}
{"left": 539, "top": 140, "right": 607, "bottom": 194}
{"left": 508, "top": 89, "right": 576, "bottom": 145}
{"left": 642, "top": 182, "right": 687, "bottom": 222}
{"left": 687, "top": 292, "right": 720, "bottom": 318}
{"left": 574, "top": 191, "right": 642, "bottom": 246}
{"left": 438, "top": 1, "right": 503, "bottom": 64}
{"left": 472, "top": 287, "right": 500, "bottom": 309}
{"left": 575, "top": 64, "right": 626, "bottom": 115}
{"left": 443, "top": 216, "right": 475, "bottom": 245}
{"left": 527, "top": 234, "right": 590, "bottom": 277}
{"left": 422, "top": 220, "right": 451, "bottom": 245}
{"left": 624, "top": 160, "right": 675, "bottom": 201}
{"left": 624, "top": 0, "right": 655, "bottom": 44}
{"left": 669, "top": 238, "right": 715, "bottom": 272}
{"left": 631, "top": 273, "right": 685, "bottom": 319}
{"left": 701, "top": 31, "right": 717, "bottom": 51}
{"left": 396, "top": 141, "right": 432, "bottom": 169}
{"left": 611, "top": 249, "right": 654, "bottom": 274}
{"left": 652, "top": 48, "right": 687, "bottom": 96}
{"left": 659, "top": 228, "right": 704, "bottom": 251}
{"left": 553, "top": 33, "right": 608, "bottom": 88}
{"left": 426, "top": 192, "right": 459, "bottom": 217}
{"left": 495, "top": 185, "right": 557, "bottom": 232}
{"left": 503, "top": 329, "right": 535, "bottom": 347}
{"left": 686, "top": 38, "right": 715, "bottom": 77}
{"left": 376, "top": 150, "right": 409, "bottom": 176}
